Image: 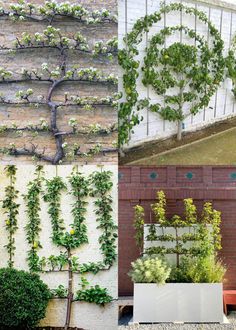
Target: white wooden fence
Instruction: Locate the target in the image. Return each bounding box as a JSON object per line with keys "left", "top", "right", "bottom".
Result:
{"left": 119, "top": 0, "right": 236, "bottom": 148}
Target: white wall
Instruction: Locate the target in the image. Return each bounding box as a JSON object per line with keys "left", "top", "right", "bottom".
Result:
{"left": 0, "top": 165, "right": 118, "bottom": 330}
{"left": 119, "top": 0, "right": 236, "bottom": 148}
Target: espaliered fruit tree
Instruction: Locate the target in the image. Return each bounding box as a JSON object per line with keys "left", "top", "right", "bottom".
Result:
{"left": 0, "top": 1, "right": 118, "bottom": 164}
{"left": 134, "top": 190, "right": 222, "bottom": 267}
{"left": 119, "top": 2, "right": 225, "bottom": 146}
{"left": 2, "top": 165, "right": 117, "bottom": 330}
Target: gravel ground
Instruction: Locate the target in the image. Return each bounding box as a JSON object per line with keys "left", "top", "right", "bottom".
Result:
{"left": 119, "top": 312, "right": 236, "bottom": 330}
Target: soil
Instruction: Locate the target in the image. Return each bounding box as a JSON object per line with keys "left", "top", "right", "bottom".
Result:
{"left": 119, "top": 116, "right": 236, "bottom": 165}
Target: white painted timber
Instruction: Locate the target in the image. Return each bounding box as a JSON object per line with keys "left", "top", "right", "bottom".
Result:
{"left": 119, "top": 0, "right": 236, "bottom": 148}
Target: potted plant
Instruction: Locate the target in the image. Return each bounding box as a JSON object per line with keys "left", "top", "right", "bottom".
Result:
{"left": 130, "top": 191, "right": 226, "bottom": 323}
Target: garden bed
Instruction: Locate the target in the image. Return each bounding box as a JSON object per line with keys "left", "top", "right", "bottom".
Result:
{"left": 120, "top": 117, "right": 236, "bottom": 165}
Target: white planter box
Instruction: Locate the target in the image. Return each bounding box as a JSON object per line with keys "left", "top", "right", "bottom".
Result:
{"left": 133, "top": 283, "right": 224, "bottom": 323}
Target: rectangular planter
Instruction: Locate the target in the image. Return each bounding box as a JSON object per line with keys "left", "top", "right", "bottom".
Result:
{"left": 133, "top": 283, "right": 224, "bottom": 323}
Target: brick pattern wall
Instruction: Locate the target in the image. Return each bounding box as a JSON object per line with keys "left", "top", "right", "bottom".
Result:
{"left": 0, "top": 0, "right": 117, "bottom": 164}
{"left": 119, "top": 166, "right": 236, "bottom": 296}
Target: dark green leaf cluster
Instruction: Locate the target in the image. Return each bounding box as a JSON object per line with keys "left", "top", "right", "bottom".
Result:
{"left": 0, "top": 267, "right": 51, "bottom": 328}
{"left": 44, "top": 176, "right": 67, "bottom": 246}
{"left": 68, "top": 169, "right": 90, "bottom": 248}
{"left": 90, "top": 171, "right": 118, "bottom": 267}
{"left": 51, "top": 284, "right": 68, "bottom": 298}
{"left": 2, "top": 165, "right": 19, "bottom": 268}
{"left": 24, "top": 165, "right": 44, "bottom": 272}
{"left": 75, "top": 285, "right": 113, "bottom": 305}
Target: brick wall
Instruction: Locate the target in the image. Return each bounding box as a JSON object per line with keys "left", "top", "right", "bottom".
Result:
{"left": 0, "top": 0, "right": 117, "bottom": 164}
{"left": 119, "top": 166, "right": 236, "bottom": 296}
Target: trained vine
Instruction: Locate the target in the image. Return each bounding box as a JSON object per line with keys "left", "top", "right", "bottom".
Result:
{"left": 2, "top": 165, "right": 19, "bottom": 268}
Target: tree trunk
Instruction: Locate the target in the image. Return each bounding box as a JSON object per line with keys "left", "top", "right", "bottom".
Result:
{"left": 65, "top": 249, "right": 73, "bottom": 330}
{"left": 177, "top": 120, "right": 182, "bottom": 141}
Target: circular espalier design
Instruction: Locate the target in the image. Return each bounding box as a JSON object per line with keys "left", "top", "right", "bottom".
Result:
{"left": 118, "top": 2, "right": 225, "bottom": 145}
{"left": 0, "top": 1, "right": 118, "bottom": 164}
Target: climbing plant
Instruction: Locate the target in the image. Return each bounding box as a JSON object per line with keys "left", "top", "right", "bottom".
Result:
{"left": 135, "top": 191, "right": 222, "bottom": 267}
{"left": 226, "top": 34, "right": 236, "bottom": 98}
{"left": 133, "top": 205, "right": 145, "bottom": 253}
{"left": 119, "top": 2, "right": 225, "bottom": 145}
{"left": 24, "top": 165, "right": 44, "bottom": 272}
{"left": 22, "top": 166, "right": 117, "bottom": 329}
{"left": 0, "top": 1, "right": 118, "bottom": 164}
{"left": 2, "top": 165, "right": 20, "bottom": 268}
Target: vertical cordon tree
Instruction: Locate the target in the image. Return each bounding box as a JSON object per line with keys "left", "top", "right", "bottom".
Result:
{"left": 2, "top": 165, "right": 20, "bottom": 268}
{"left": 0, "top": 0, "right": 118, "bottom": 163}
{"left": 119, "top": 2, "right": 225, "bottom": 146}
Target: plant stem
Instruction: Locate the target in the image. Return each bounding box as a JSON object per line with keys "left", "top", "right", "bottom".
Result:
{"left": 177, "top": 85, "right": 184, "bottom": 141}
{"left": 65, "top": 248, "right": 73, "bottom": 330}
{"left": 177, "top": 120, "right": 182, "bottom": 141}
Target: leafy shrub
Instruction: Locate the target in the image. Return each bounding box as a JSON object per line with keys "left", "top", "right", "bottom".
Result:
{"left": 169, "top": 255, "right": 226, "bottom": 283}
{"left": 128, "top": 255, "right": 171, "bottom": 284}
{"left": 0, "top": 268, "right": 51, "bottom": 329}
{"left": 76, "top": 285, "right": 113, "bottom": 306}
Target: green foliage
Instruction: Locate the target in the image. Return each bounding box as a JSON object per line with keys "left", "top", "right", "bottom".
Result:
{"left": 75, "top": 285, "right": 113, "bottom": 305}
{"left": 6, "top": 1, "right": 116, "bottom": 24}
{"left": 184, "top": 198, "right": 197, "bottom": 224}
{"left": 145, "top": 223, "right": 157, "bottom": 241}
{"left": 133, "top": 205, "right": 145, "bottom": 251}
{"left": 2, "top": 165, "right": 19, "bottom": 268}
{"left": 44, "top": 176, "right": 67, "bottom": 246}
{"left": 26, "top": 168, "right": 117, "bottom": 274}
{"left": 0, "top": 268, "right": 51, "bottom": 328}
{"left": 119, "top": 2, "right": 225, "bottom": 146}
{"left": 51, "top": 284, "right": 68, "bottom": 298}
{"left": 24, "top": 166, "right": 44, "bottom": 272}
{"left": 169, "top": 255, "right": 226, "bottom": 283}
{"left": 151, "top": 190, "right": 166, "bottom": 225}
{"left": 47, "top": 252, "right": 68, "bottom": 271}
{"left": 67, "top": 169, "right": 90, "bottom": 248}
{"left": 90, "top": 170, "right": 118, "bottom": 267}
{"left": 79, "top": 261, "right": 107, "bottom": 274}
{"left": 135, "top": 190, "right": 223, "bottom": 273}
{"left": 226, "top": 35, "right": 236, "bottom": 97}
{"left": 1, "top": 166, "right": 117, "bottom": 326}
{"left": 129, "top": 255, "right": 171, "bottom": 284}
